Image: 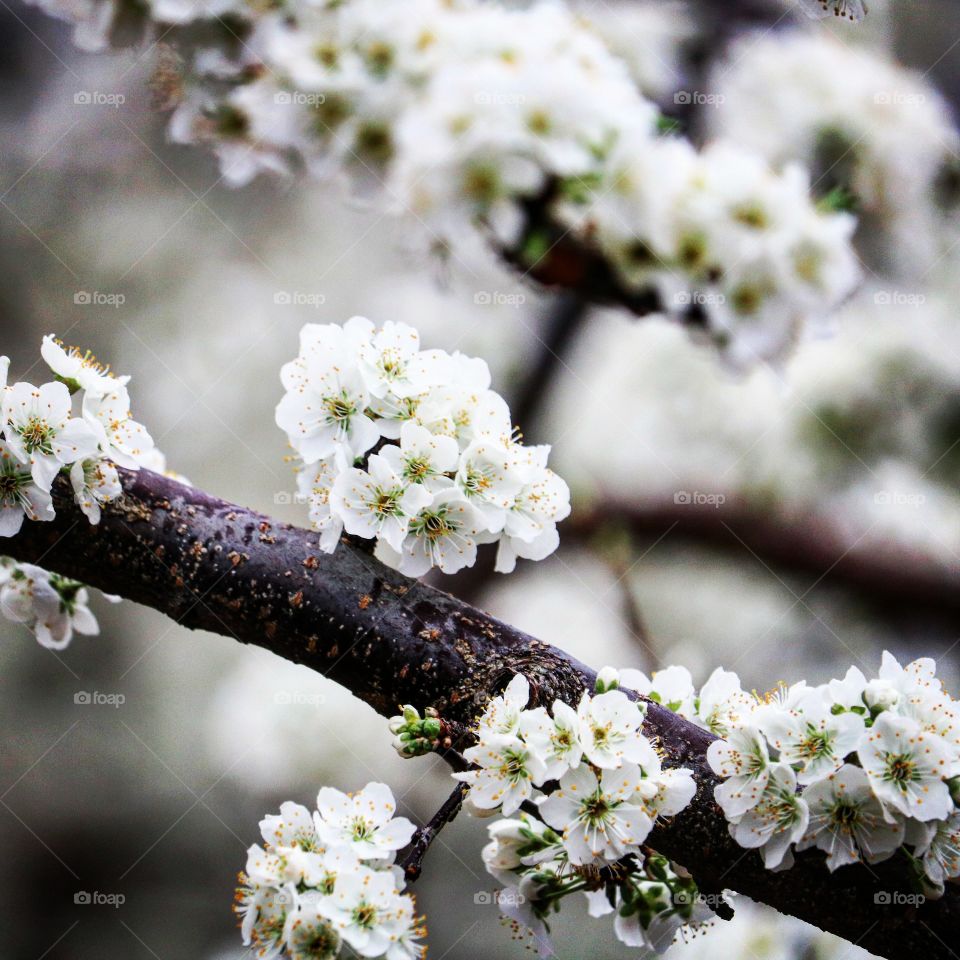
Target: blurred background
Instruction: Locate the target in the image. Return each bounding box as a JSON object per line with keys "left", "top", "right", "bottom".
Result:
{"left": 2, "top": 0, "right": 960, "bottom": 957}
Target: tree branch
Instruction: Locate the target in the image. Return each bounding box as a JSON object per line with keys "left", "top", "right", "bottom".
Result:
{"left": 397, "top": 782, "right": 469, "bottom": 883}
{"left": 4, "top": 469, "right": 958, "bottom": 960}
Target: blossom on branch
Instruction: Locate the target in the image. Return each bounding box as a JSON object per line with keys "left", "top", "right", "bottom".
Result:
{"left": 277, "top": 318, "right": 570, "bottom": 576}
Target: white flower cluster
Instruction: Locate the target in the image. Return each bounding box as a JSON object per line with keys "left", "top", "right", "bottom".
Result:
{"left": 634, "top": 652, "right": 960, "bottom": 892}
{"left": 276, "top": 318, "right": 570, "bottom": 575}
{"left": 0, "top": 336, "right": 166, "bottom": 649}
{"left": 0, "top": 558, "right": 118, "bottom": 650}
{"left": 237, "top": 783, "right": 423, "bottom": 960}
{"left": 29, "top": 0, "right": 860, "bottom": 366}
{"left": 443, "top": 673, "right": 701, "bottom": 954}
{"left": 709, "top": 33, "right": 959, "bottom": 277}
{"left": 0, "top": 336, "right": 156, "bottom": 534}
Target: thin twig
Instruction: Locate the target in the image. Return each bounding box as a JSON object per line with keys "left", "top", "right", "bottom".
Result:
{"left": 397, "top": 782, "right": 469, "bottom": 882}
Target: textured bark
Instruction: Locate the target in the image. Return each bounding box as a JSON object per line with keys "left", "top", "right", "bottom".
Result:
{"left": 5, "top": 468, "right": 959, "bottom": 960}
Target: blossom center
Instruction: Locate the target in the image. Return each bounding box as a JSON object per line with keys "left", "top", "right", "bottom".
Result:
{"left": 18, "top": 416, "right": 55, "bottom": 455}
{"left": 797, "top": 725, "right": 835, "bottom": 761}
{"left": 351, "top": 816, "right": 374, "bottom": 841}
{"left": 883, "top": 752, "right": 919, "bottom": 790}
{"left": 353, "top": 902, "right": 379, "bottom": 929}
{"left": 323, "top": 393, "right": 357, "bottom": 425}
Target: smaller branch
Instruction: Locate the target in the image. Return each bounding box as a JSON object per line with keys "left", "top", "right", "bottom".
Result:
{"left": 398, "top": 782, "right": 470, "bottom": 883}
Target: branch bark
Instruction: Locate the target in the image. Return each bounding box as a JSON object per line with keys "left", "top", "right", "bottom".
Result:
{"left": 4, "top": 469, "right": 958, "bottom": 960}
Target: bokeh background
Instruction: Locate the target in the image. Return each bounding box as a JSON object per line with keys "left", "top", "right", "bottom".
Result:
{"left": 3, "top": 0, "right": 960, "bottom": 957}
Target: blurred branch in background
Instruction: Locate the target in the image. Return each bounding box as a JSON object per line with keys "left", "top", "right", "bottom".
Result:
{"left": 569, "top": 495, "right": 960, "bottom": 630}
{"left": 511, "top": 293, "right": 589, "bottom": 443}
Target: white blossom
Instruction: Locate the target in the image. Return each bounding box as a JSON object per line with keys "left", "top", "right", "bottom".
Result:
{"left": 475, "top": 674, "right": 531, "bottom": 739}
{"left": 759, "top": 689, "right": 865, "bottom": 785}
{"left": 455, "top": 734, "right": 546, "bottom": 816}
{"left": 379, "top": 421, "right": 459, "bottom": 490}
{"left": 707, "top": 725, "right": 773, "bottom": 818}
{"left": 82, "top": 386, "right": 155, "bottom": 469}
{"left": 518, "top": 700, "right": 583, "bottom": 782}
{"left": 315, "top": 865, "right": 417, "bottom": 958}
{"left": 0, "top": 441, "right": 55, "bottom": 535}
{"left": 374, "top": 487, "right": 486, "bottom": 576}
{"left": 313, "top": 782, "right": 416, "bottom": 862}
{"left": 576, "top": 689, "right": 653, "bottom": 770}
{"left": 330, "top": 455, "right": 432, "bottom": 551}
{"left": 797, "top": 764, "right": 905, "bottom": 870}
{"left": 538, "top": 762, "right": 654, "bottom": 865}
{"left": 41, "top": 335, "right": 130, "bottom": 398}
{"left": 621, "top": 664, "right": 696, "bottom": 716}
{"left": 695, "top": 668, "right": 755, "bottom": 737}
{"left": 859, "top": 712, "right": 955, "bottom": 822}
{"left": 918, "top": 811, "right": 960, "bottom": 891}
{"left": 728, "top": 763, "right": 809, "bottom": 870}
{"left": 3, "top": 380, "right": 98, "bottom": 486}
{"left": 0, "top": 562, "right": 104, "bottom": 650}
{"left": 70, "top": 457, "right": 122, "bottom": 524}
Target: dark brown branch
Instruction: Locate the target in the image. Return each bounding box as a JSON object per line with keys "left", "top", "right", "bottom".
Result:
{"left": 397, "top": 782, "right": 469, "bottom": 883}
{"left": 4, "top": 469, "right": 959, "bottom": 960}
{"left": 570, "top": 495, "right": 960, "bottom": 627}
